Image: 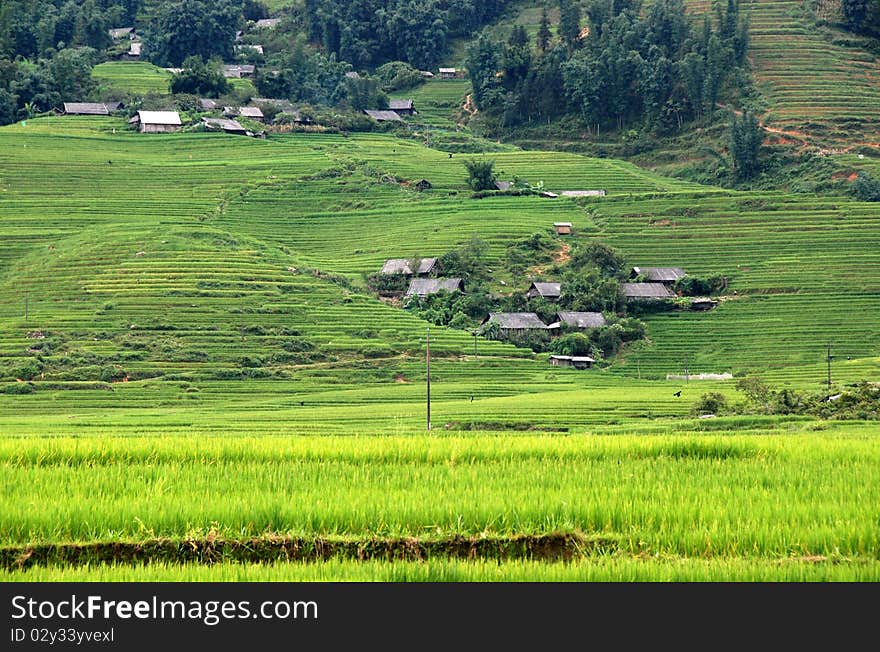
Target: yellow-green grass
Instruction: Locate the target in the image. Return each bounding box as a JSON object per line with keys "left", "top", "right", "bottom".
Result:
{"left": 1, "top": 433, "right": 878, "bottom": 560}
{"left": 92, "top": 61, "right": 172, "bottom": 95}
{"left": 7, "top": 556, "right": 880, "bottom": 581}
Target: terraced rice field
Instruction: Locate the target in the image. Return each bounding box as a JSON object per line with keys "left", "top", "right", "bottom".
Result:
{"left": 2, "top": 116, "right": 879, "bottom": 580}
{"left": 92, "top": 61, "right": 173, "bottom": 95}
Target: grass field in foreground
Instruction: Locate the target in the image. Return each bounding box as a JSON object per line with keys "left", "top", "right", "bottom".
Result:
{"left": 7, "top": 557, "right": 880, "bottom": 582}
{"left": 2, "top": 432, "right": 878, "bottom": 560}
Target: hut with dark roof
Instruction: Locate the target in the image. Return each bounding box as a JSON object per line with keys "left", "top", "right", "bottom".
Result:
{"left": 381, "top": 258, "right": 437, "bottom": 276}
{"left": 555, "top": 311, "right": 607, "bottom": 329}
{"left": 405, "top": 278, "right": 464, "bottom": 298}
{"left": 620, "top": 283, "right": 675, "bottom": 301}
{"left": 389, "top": 99, "right": 416, "bottom": 115}
{"left": 482, "top": 312, "right": 549, "bottom": 333}
{"left": 526, "top": 282, "right": 561, "bottom": 301}
{"left": 631, "top": 266, "right": 686, "bottom": 285}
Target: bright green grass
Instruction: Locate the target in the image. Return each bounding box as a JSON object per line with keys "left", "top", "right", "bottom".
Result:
{"left": 2, "top": 432, "right": 878, "bottom": 559}
{"left": 7, "top": 556, "right": 880, "bottom": 581}
{"left": 92, "top": 61, "right": 172, "bottom": 95}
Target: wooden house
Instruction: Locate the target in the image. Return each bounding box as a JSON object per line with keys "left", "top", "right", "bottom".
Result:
{"left": 381, "top": 258, "right": 437, "bottom": 276}
{"left": 526, "top": 282, "right": 561, "bottom": 301}
{"left": 63, "top": 103, "right": 112, "bottom": 116}
{"left": 549, "top": 355, "right": 595, "bottom": 369}
{"left": 108, "top": 27, "right": 136, "bottom": 40}
{"left": 690, "top": 297, "right": 718, "bottom": 311}
{"left": 254, "top": 18, "right": 281, "bottom": 29}
{"left": 364, "top": 109, "right": 403, "bottom": 122}
{"left": 555, "top": 311, "right": 606, "bottom": 329}
{"left": 389, "top": 99, "right": 416, "bottom": 116}
{"left": 129, "top": 110, "right": 181, "bottom": 133}
{"left": 405, "top": 278, "right": 464, "bottom": 298}
{"left": 482, "top": 312, "right": 549, "bottom": 334}
{"left": 222, "top": 64, "right": 255, "bottom": 79}
{"left": 439, "top": 68, "right": 458, "bottom": 79}
{"left": 620, "top": 282, "right": 674, "bottom": 302}
{"left": 201, "top": 117, "right": 248, "bottom": 135}
{"left": 630, "top": 267, "right": 686, "bottom": 285}
{"left": 554, "top": 222, "right": 572, "bottom": 235}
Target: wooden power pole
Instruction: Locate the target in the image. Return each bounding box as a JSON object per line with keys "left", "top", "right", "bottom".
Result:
{"left": 426, "top": 328, "right": 431, "bottom": 431}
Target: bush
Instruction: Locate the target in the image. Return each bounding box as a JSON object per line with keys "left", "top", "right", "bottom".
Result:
{"left": 3, "top": 382, "right": 36, "bottom": 395}
{"left": 375, "top": 61, "right": 425, "bottom": 92}
{"left": 693, "top": 392, "right": 728, "bottom": 415}
{"left": 852, "top": 171, "right": 880, "bottom": 202}
{"left": 463, "top": 159, "right": 497, "bottom": 191}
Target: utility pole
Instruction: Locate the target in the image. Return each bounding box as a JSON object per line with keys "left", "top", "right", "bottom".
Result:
{"left": 426, "top": 328, "right": 431, "bottom": 431}
{"left": 826, "top": 342, "right": 832, "bottom": 389}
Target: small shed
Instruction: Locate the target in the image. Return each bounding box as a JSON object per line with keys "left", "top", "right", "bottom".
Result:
{"left": 690, "top": 297, "right": 718, "bottom": 311}
{"left": 130, "top": 110, "right": 182, "bottom": 133}
{"left": 526, "top": 282, "right": 561, "bottom": 301}
{"left": 405, "top": 278, "right": 465, "bottom": 298}
{"left": 494, "top": 180, "right": 512, "bottom": 192}
{"left": 439, "top": 68, "right": 458, "bottom": 79}
{"left": 345, "top": 71, "right": 361, "bottom": 80}
{"left": 414, "top": 179, "right": 433, "bottom": 191}
{"left": 122, "top": 41, "right": 142, "bottom": 60}
{"left": 389, "top": 99, "right": 416, "bottom": 116}
{"left": 631, "top": 267, "right": 686, "bottom": 285}
{"left": 201, "top": 117, "right": 248, "bottom": 135}
{"left": 109, "top": 27, "right": 135, "bottom": 40}
{"left": 620, "top": 282, "right": 674, "bottom": 301}
{"left": 381, "top": 258, "right": 437, "bottom": 276}
{"left": 555, "top": 311, "right": 606, "bottom": 329}
{"left": 63, "top": 102, "right": 111, "bottom": 116}
{"left": 554, "top": 222, "right": 572, "bottom": 235}
{"left": 199, "top": 98, "right": 220, "bottom": 110}
{"left": 364, "top": 109, "right": 403, "bottom": 122}
{"left": 234, "top": 106, "right": 265, "bottom": 121}
{"left": 482, "top": 312, "right": 548, "bottom": 333}
{"left": 549, "top": 355, "right": 595, "bottom": 369}
{"left": 254, "top": 18, "right": 281, "bottom": 29}
{"left": 420, "top": 71, "right": 434, "bottom": 78}
{"left": 222, "top": 64, "right": 255, "bottom": 78}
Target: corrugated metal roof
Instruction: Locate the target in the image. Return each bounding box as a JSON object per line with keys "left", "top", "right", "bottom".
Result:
{"left": 389, "top": 99, "right": 414, "bottom": 110}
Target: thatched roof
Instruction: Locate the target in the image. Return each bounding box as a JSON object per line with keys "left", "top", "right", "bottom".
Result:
{"left": 550, "top": 355, "right": 596, "bottom": 363}
{"left": 527, "top": 282, "right": 561, "bottom": 299}
{"left": 235, "top": 44, "right": 264, "bottom": 54}
{"left": 63, "top": 103, "right": 110, "bottom": 115}
{"left": 254, "top": 18, "right": 281, "bottom": 28}
{"left": 620, "top": 283, "right": 674, "bottom": 299}
{"left": 439, "top": 68, "right": 456, "bottom": 74}
{"left": 199, "top": 98, "right": 219, "bottom": 110}
{"left": 389, "top": 99, "right": 414, "bottom": 111}
{"left": 128, "top": 42, "right": 142, "bottom": 56}
{"left": 381, "top": 258, "right": 437, "bottom": 275}
{"left": 494, "top": 181, "right": 512, "bottom": 191}
{"left": 364, "top": 109, "right": 402, "bottom": 122}
{"left": 405, "top": 278, "right": 464, "bottom": 297}
{"left": 222, "top": 64, "right": 255, "bottom": 78}
{"left": 631, "top": 267, "right": 686, "bottom": 283}
{"left": 556, "top": 311, "right": 607, "bottom": 329}
{"left": 560, "top": 190, "right": 606, "bottom": 197}
{"left": 136, "top": 110, "right": 181, "bottom": 126}
{"left": 485, "top": 312, "right": 548, "bottom": 330}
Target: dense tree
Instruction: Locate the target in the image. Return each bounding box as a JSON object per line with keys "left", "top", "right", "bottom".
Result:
{"left": 537, "top": 5, "right": 552, "bottom": 51}
{"left": 148, "top": 0, "right": 241, "bottom": 67}
{"left": 841, "top": 0, "right": 880, "bottom": 36}
{"left": 465, "top": 34, "right": 502, "bottom": 111}
{"left": 729, "top": 110, "right": 763, "bottom": 179}
{"left": 463, "top": 158, "right": 497, "bottom": 191}
{"left": 170, "top": 56, "right": 230, "bottom": 95}
{"left": 558, "top": 0, "right": 582, "bottom": 50}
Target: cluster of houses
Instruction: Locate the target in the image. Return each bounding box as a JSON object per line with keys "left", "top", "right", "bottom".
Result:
{"left": 378, "top": 257, "right": 719, "bottom": 368}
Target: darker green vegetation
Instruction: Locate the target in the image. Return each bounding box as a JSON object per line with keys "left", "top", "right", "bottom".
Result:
{"left": 841, "top": 0, "right": 880, "bottom": 38}
{"left": 463, "top": 158, "right": 497, "bottom": 191}
{"left": 852, "top": 171, "right": 880, "bottom": 202}
{"left": 302, "top": 0, "right": 506, "bottom": 69}
{"left": 399, "top": 236, "right": 649, "bottom": 361}
{"left": 468, "top": 0, "right": 750, "bottom": 136}
{"left": 169, "top": 56, "right": 230, "bottom": 96}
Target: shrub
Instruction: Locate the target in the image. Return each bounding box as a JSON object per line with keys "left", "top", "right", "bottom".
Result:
{"left": 852, "top": 171, "right": 880, "bottom": 202}
{"left": 693, "top": 392, "right": 728, "bottom": 415}
{"left": 463, "top": 159, "right": 497, "bottom": 191}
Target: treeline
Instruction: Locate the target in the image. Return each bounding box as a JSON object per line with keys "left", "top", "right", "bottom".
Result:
{"left": 469, "top": 0, "right": 750, "bottom": 134}
{"left": 841, "top": 0, "right": 880, "bottom": 38}
{"left": 302, "top": 0, "right": 506, "bottom": 70}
